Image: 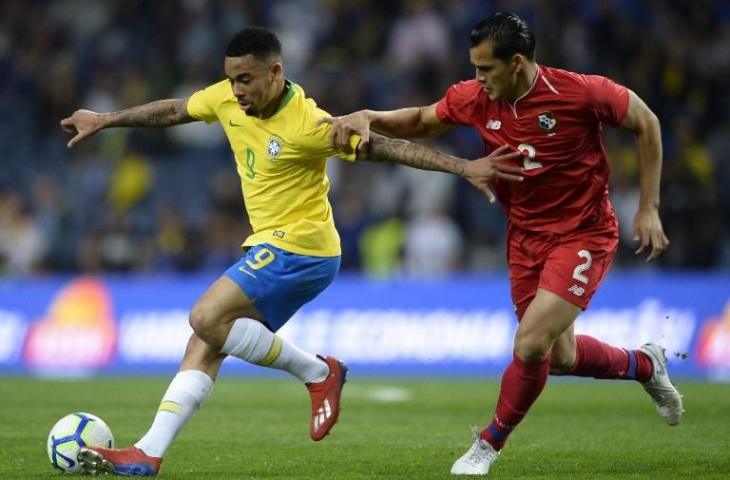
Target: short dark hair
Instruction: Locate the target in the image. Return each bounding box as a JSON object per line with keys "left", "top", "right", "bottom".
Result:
{"left": 225, "top": 27, "right": 282, "bottom": 60}
{"left": 470, "top": 12, "right": 536, "bottom": 61}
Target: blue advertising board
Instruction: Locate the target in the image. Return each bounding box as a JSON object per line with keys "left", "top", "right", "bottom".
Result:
{"left": 0, "top": 273, "right": 728, "bottom": 379}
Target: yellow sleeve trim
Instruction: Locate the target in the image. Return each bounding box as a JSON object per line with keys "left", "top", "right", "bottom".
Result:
{"left": 334, "top": 133, "right": 361, "bottom": 162}
{"left": 187, "top": 80, "right": 229, "bottom": 123}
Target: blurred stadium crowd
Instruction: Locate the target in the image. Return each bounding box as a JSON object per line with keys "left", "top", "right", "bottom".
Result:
{"left": 0, "top": 0, "right": 728, "bottom": 276}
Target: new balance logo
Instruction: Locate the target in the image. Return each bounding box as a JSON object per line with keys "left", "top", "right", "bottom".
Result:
{"left": 313, "top": 398, "right": 332, "bottom": 432}
{"left": 568, "top": 285, "right": 585, "bottom": 296}
{"left": 486, "top": 119, "right": 501, "bottom": 130}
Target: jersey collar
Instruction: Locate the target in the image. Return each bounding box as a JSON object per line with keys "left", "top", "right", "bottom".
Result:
{"left": 506, "top": 65, "right": 541, "bottom": 117}
{"left": 271, "top": 80, "right": 296, "bottom": 117}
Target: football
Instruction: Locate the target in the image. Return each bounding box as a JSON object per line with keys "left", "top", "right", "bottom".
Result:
{"left": 47, "top": 412, "right": 114, "bottom": 473}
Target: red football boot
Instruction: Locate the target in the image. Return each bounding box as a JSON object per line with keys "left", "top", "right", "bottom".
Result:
{"left": 78, "top": 446, "right": 161, "bottom": 476}
{"left": 306, "top": 355, "right": 348, "bottom": 441}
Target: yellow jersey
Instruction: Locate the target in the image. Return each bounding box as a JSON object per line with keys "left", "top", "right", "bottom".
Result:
{"left": 187, "top": 80, "right": 358, "bottom": 257}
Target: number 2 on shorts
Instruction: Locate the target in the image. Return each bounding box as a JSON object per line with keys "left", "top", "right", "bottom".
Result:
{"left": 246, "top": 247, "right": 276, "bottom": 270}
{"left": 572, "top": 250, "right": 592, "bottom": 284}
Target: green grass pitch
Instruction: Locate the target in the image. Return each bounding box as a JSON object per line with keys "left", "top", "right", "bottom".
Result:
{"left": 1, "top": 376, "right": 728, "bottom": 479}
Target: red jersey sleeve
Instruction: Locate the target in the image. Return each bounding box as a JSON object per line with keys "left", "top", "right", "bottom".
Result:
{"left": 585, "top": 75, "right": 629, "bottom": 126}
{"left": 435, "top": 80, "right": 484, "bottom": 125}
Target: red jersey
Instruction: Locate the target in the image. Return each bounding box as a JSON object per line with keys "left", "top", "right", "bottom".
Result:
{"left": 436, "top": 65, "right": 629, "bottom": 233}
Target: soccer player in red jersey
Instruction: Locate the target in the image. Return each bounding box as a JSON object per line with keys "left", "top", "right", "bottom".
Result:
{"left": 326, "top": 12, "right": 682, "bottom": 475}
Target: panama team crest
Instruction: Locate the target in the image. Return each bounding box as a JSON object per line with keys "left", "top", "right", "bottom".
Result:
{"left": 537, "top": 111, "right": 558, "bottom": 131}
{"left": 267, "top": 136, "right": 282, "bottom": 159}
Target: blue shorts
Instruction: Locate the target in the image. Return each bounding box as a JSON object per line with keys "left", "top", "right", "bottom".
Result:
{"left": 224, "top": 243, "right": 340, "bottom": 332}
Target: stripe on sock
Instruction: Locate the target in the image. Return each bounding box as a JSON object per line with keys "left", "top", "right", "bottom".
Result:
{"left": 158, "top": 400, "right": 184, "bottom": 415}
{"left": 487, "top": 422, "right": 510, "bottom": 440}
{"left": 626, "top": 350, "right": 637, "bottom": 379}
{"left": 258, "top": 336, "right": 283, "bottom": 367}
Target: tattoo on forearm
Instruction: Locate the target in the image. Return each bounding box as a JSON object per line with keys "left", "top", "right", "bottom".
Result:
{"left": 363, "top": 134, "right": 464, "bottom": 175}
{"left": 102, "top": 99, "right": 191, "bottom": 128}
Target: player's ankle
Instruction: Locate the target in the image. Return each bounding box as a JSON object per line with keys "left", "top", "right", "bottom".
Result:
{"left": 134, "top": 445, "right": 158, "bottom": 458}
{"left": 479, "top": 429, "right": 504, "bottom": 451}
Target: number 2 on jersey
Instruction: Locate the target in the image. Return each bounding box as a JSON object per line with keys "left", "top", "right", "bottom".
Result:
{"left": 572, "top": 250, "right": 592, "bottom": 284}
{"left": 518, "top": 143, "right": 542, "bottom": 170}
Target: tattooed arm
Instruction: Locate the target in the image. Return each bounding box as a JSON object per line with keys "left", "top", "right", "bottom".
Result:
{"left": 60, "top": 99, "right": 193, "bottom": 148}
{"left": 361, "top": 133, "right": 465, "bottom": 174}
{"left": 359, "top": 133, "right": 524, "bottom": 202}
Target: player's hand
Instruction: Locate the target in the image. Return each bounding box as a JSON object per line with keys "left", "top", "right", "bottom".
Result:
{"left": 462, "top": 145, "right": 524, "bottom": 203}
{"left": 633, "top": 206, "right": 669, "bottom": 261}
{"left": 60, "top": 109, "right": 105, "bottom": 148}
{"left": 317, "top": 111, "right": 371, "bottom": 155}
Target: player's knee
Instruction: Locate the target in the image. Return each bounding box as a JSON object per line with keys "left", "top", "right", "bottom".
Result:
{"left": 189, "top": 303, "right": 217, "bottom": 341}
{"left": 514, "top": 330, "right": 551, "bottom": 362}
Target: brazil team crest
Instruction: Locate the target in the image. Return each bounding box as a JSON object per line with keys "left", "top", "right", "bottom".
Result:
{"left": 267, "top": 136, "right": 283, "bottom": 159}
{"left": 537, "top": 111, "right": 557, "bottom": 131}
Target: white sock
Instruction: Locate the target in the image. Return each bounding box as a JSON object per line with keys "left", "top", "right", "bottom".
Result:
{"left": 134, "top": 370, "right": 213, "bottom": 458}
{"left": 221, "top": 318, "right": 329, "bottom": 383}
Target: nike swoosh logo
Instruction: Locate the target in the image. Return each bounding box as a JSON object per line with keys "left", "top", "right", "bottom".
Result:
{"left": 229, "top": 119, "right": 244, "bottom": 127}
{"left": 238, "top": 266, "right": 256, "bottom": 278}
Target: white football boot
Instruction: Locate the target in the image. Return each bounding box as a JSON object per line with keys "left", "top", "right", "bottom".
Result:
{"left": 450, "top": 428, "right": 499, "bottom": 475}
{"left": 639, "top": 342, "right": 684, "bottom": 426}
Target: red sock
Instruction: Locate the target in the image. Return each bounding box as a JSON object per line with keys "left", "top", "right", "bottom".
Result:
{"left": 567, "top": 335, "right": 652, "bottom": 382}
{"left": 480, "top": 352, "right": 550, "bottom": 451}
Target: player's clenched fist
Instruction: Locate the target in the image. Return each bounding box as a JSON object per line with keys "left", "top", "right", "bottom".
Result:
{"left": 60, "top": 109, "right": 105, "bottom": 148}
{"left": 317, "top": 111, "right": 371, "bottom": 154}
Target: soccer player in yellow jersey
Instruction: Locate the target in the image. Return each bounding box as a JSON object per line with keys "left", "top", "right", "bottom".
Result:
{"left": 61, "top": 27, "right": 522, "bottom": 476}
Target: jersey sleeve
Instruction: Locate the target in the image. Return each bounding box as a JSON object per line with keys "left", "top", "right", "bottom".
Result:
{"left": 186, "top": 80, "right": 229, "bottom": 124}
{"left": 299, "top": 107, "right": 360, "bottom": 162}
{"left": 585, "top": 75, "right": 629, "bottom": 126}
{"left": 435, "top": 80, "right": 481, "bottom": 125}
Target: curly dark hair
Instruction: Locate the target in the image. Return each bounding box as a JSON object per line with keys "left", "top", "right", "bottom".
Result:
{"left": 225, "top": 27, "right": 282, "bottom": 59}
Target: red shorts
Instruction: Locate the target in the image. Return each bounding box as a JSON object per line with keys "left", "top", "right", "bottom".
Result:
{"left": 508, "top": 221, "right": 619, "bottom": 319}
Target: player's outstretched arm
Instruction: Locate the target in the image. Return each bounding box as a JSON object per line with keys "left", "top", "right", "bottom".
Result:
{"left": 320, "top": 103, "right": 451, "bottom": 154}
{"left": 620, "top": 90, "right": 669, "bottom": 261}
{"left": 360, "top": 133, "right": 523, "bottom": 202}
{"left": 60, "top": 98, "right": 193, "bottom": 148}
